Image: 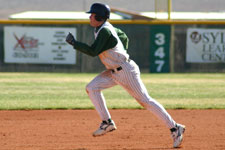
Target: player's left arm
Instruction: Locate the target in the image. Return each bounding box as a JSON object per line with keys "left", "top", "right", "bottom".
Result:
{"left": 66, "top": 28, "right": 117, "bottom": 57}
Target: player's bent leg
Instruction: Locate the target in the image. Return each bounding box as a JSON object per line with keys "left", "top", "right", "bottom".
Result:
{"left": 86, "top": 86, "right": 111, "bottom": 121}
{"left": 86, "top": 70, "right": 118, "bottom": 136}
{"left": 86, "top": 70, "right": 116, "bottom": 121}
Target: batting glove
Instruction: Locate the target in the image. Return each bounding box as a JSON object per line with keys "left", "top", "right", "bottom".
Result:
{"left": 66, "top": 32, "right": 76, "bottom": 46}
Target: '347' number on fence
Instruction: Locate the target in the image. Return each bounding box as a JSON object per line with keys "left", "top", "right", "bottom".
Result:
{"left": 154, "top": 33, "right": 166, "bottom": 72}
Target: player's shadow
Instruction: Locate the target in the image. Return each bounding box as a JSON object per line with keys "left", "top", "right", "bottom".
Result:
{"left": 104, "top": 148, "right": 178, "bottom": 150}
{"left": 149, "top": 148, "right": 178, "bottom": 150}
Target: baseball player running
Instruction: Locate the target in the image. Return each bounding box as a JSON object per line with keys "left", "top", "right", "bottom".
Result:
{"left": 66, "top": 3, "right": 185, "bottom": 148}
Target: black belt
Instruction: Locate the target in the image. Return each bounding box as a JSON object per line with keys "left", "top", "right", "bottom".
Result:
{"left": 112, "top": 66, "right": 122, "bottom": 73}
{"left": 111, "top": 59, "right": 131, "bottom": 73}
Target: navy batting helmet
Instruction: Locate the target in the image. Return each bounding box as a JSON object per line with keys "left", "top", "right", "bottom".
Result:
{"left": 86, "top": 3, "right": 110, "bottom": 20}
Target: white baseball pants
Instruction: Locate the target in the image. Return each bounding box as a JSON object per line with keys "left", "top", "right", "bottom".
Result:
{"left": 86, "top": 60, "right": 176, "bottom": 129}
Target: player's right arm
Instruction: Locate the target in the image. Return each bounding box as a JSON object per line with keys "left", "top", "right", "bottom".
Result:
{"left": 115, "top": 28, "right": 129, "bottom": 50}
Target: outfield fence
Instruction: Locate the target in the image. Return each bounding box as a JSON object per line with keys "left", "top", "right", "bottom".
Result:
{"left": 0, "top": 19, "right": 224, "bottom": 73}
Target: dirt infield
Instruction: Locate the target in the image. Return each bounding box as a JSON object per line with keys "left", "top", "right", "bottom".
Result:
{"left": 0, "top": 109, "right": 224, "bottom": 150}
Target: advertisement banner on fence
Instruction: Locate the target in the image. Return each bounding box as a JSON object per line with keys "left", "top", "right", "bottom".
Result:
{"left": 186, "top": 28, "right": 225, "bottom": 63}
{"left": 4, "top": 26, "right": 76, "bottom": 64}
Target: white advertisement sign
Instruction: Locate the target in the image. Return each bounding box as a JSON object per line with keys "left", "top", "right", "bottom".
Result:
{"left": 4, "top": 26, "right": 76, "bottom": 64}
{"left": 186, "top": 28, "right": 225, "bottom": 63}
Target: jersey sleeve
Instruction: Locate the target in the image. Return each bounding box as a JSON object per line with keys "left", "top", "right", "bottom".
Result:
{"left": 73, "top": 28, "right": 117, "bottom": 57}
{"left": 115, "top": 28, "right": 129, "bottom": 50}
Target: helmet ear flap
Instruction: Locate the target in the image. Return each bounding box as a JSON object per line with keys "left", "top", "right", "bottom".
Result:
{"left": 95, "top": 15, "right": 104, "bottom": 21}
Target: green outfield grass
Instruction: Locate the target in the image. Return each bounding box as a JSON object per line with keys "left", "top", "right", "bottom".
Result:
{"left": 0, "top": 72, "right": 224, "bottom": 110}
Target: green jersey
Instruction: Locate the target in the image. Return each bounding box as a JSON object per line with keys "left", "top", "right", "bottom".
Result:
{"left": 73, "top": 25, "right": 129, "bottom": 57}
